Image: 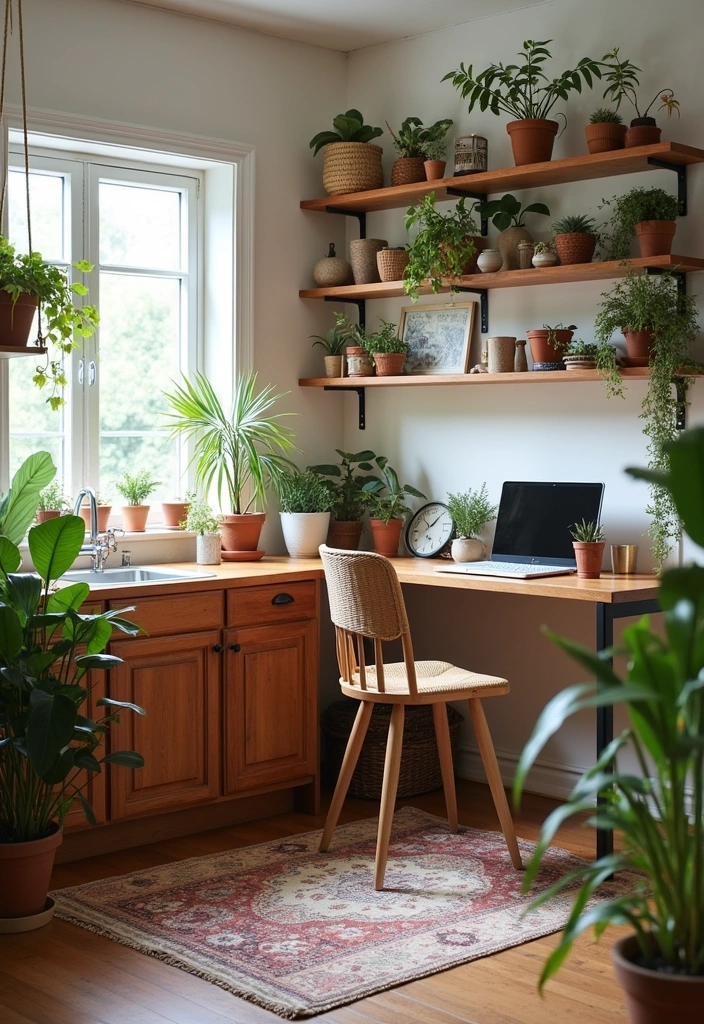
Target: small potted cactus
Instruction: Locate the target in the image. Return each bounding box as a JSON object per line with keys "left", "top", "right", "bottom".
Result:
{"left": 570, "top": 518, "right": 605, "bottom": 578}
{"left": 584, "top": 107, "right": 626, "bottom": 154}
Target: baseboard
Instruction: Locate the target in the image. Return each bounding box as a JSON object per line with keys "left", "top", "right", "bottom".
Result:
{"left": 455, "top": 743, "right": 585, "bottom": 801}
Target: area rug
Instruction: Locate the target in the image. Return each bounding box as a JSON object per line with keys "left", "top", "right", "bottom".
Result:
{"left": 52, "top": 807, "right": 632, "bottom": 1018}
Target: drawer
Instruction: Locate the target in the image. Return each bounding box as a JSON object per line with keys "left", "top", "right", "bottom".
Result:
{"left": 109, "top": 590, "right": 224, "bottom": 637}
{"left": 227, "top": 581, "right": 317, "bottom": 627}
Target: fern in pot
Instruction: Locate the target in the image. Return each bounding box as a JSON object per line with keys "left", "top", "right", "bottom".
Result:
{"left": 447, "top": 483, "right": 497, "bottom": 563}
{"left": 601, "top": 186, "right": 679, "bottom": 260}
{"left": 404, "top": 194, "right": 480, "bottom": 300}
{"left": 276, "top": 470, "right": 335, "bottom": 558}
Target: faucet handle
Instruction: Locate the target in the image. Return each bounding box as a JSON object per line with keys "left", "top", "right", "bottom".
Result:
{"left": 104, "top": 528, "right": 124, "bottom": 551}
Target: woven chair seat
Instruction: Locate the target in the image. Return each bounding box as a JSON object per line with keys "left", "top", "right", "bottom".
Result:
{"left": 344, "top": 659, "right": 509, "bottom": 701}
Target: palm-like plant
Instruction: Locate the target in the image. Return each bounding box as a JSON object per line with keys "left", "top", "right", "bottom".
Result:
{"left": 163, "top": 372, "right": 299, "bottom": 515}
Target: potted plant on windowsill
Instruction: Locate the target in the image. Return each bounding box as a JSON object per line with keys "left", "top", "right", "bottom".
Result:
{"left": 362, "top": 456, "right": 426, "bottom": 558}
{"left": 35, "top": 481, "right": 69, "bottom": 523}
{"left": 474, "top": 193, "right": 550, "bottom": 271}
{"left": 552, "top": 214, "right": 599, "bottom": 265}
{"left": 308, "top": 449, "right": 379, "bottom": 551}
{"left": 310, "top": 311, "right": 354, "bottom": 378}
{"left": 276, "top": 469, "right": 336, "bottom": 559}
{"left": 309, "top": 109, "right": 384, "bottom": 196}
{"left": 404, "top": 193, "right": 480, "bottom": 300}
{"left": 163, "top": 371, "right": 299, "bottom": 559}
{"left": 443, "top": 40, "right": 602, "bottom": 165}
{"left": 514, "top": 426, "right": 704, "bottom": 1022}
{"left": 0, "top": 452, "right": 143, "bottom": 931}
{"left": 602, "top": 186, "right": 679, "bottom": 259}
{"left": 161, "top": 496, "right": 190, "bottom": 529}
{"left": 182, "top": 494, "right": 221, "bottom": 564}
{"left": 447, "top": 483, "right": 497, "bottom": 563}
{"left": 114, "top": 470, "right": 161, "bottom": 533}
{"left": 569, "top": 518, "right": 605, "bottom": 578}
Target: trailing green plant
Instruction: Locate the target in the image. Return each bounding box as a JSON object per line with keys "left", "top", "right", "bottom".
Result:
{"left": 540, "top": 323, "right": 577, "bottom": 354}
{"left": 362, "top": 456, "right": 426, "bottom": 524}
{"left": 474, "top": 193, "right": 550, "bottom": 231}
{"left": 361, "top": 318, "right": 407, "bottom": 357}
{"left": 593, "top": 271, "right": 699, "bottom": 564}
{"left": 309, "top": 109, "right": 383, "bottom": 156}
{"left": 308, "top": 450, "right": 379, "bottom": 522}
{"left": 404, "top": 193, "right": 478, "bottom": 301}
{"left": 36, "top": 481, "right": 68, "bottom": 512}
{"left": 0, "top": 236, "right": 99, "bottom": 410}
{"left": 0, "top": 453, "right": 143, "bottom": 843}
{"left": 514, "top": 426, "right": 704, "bottom": 986}
{"left": 569, "top": 518, "right": 604, "bottom": 543}
{"left": 310, "top": 311, "right": 355, "bottom": 356}
{"left": 601, "top": 187, "right": 679, "bottom": 260}
{"left": 442, "top": 40, "right": 601, "bottom": 123}
{"left": 182, "top": 494, "right": 219, "bottom": 535}
{"left": 446, "top": 483, "right": 497, "bottom": 539}
{"left": 552, "top": 214, "right": 598, "bottom": 235}
{"left": 385, "top": 117, "right": 454, "bottom": 160}
{"left": 114, "top": 470, "right": 161, "bottom": 506}
{"left": 588, "top": 107, "right": 623, "bottom": 124}
{"left": 276, "top": 469, "right": 336, "bottom": 515}
{"left": 599, "top": 47, "right": 679, "bottom": 122}
{"left": 163, "top": 372, "right": 299, "bottom": 515}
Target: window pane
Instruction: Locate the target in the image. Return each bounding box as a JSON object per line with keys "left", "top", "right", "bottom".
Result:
{"left": 9, "top": 357, "right": 66, "bottom": 489}
{"left": 98, "top": 273, "right": 181, "bottom": 501}
{"left": 99, "top": 182, "right": 181, "bottom": 270}
{"left": 8, "top": 169, "right": 65, "bottom": 260}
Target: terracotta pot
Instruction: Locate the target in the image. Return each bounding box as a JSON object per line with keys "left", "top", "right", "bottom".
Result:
{"left": 424, "top": 160, "right": 446, "bottom": 181}
{"left": 326, "top": 520, "right": 363, "bottom": 550}
{"left": 373, "top": 352, "right": 405, "bottom": 376}
{"left": 506, "top": 118, "right": 559, "bottom": 166}
{"left": 554, "top": 232, "right": 597, "bottom": 265}
{"left": 122, "top": 505, "right": 150, "bottom": 532}
{"left": 635, "top": 220, "right": 676, "bottom": 258}
{"left": 322, "top": 142, "right": 383, "bottom": 195}
{"left": 36, "top": 509, "right": 61, "bottom": 523}
{"left": 612, "top": 934, "right": 704, "bottom": 1024}
{"left": 369, "top": 518, "right": 404, "bottom": 558}
{"left": 0, "top": 825, "right": 63, "bottom": 919}
{"left": 219, "top": 512, "right": 265, "bottom": 553}
{"left": 0, "top": 291, "right": 38, "bottom": 347}
{"left": 390, "top": 156, "right": 426, "bottom": 186}
{"left": 376, "top": 247, "right": 409, "bottom": 283}
{"left": 323, "top": 354, "right": 343, "bottom": 378}
{"left": 280, "top": 511, "right": 330, "bottom": 558}
{"left": 623, "top": 329, "right": 655, "bottom": 364}
{"left": 78, "top": 503, "right": 112, "bottom": 533}
{"left": 625, "top": 123, "right": 662, "bottom": 149}
{"left": 584, "top": 122, "right": 627, "bottom": 154}
{"left": 497, "top": 226, "right": 533, "bottom": 271}
{"left": 573, "top": 541, "right": 605, "bottom": 579}
{"left": 161, "top": 501, "right": 189, "bottom": 529}
{"left": 526, "top": 328, "right": 575, "bottom": 364}
{"left": 451, "top": 537, "right": 485, "bottom": 563}
{"left": 345, "top": 345, "right": 374, "bottom": 377}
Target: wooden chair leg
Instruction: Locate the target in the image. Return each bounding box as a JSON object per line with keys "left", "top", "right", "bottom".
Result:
{"left": 468, "top": 699, "right": 523, "bottom": 870}
{"left": 432, "top": 702, "right": 458, "bottom": 832}
{"left": 319, "top": 701, "right": 373, "bottom": 853}
{"left": 374, "top": 703, "right": 405, "bottom": 890}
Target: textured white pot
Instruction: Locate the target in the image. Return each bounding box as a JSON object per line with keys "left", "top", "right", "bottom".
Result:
{"left": 451, "top": 537, "right": 486, "bottom": 563}
{"left": 280, "top": 512, "right": 331, "bottom": 558}
{"left": 196, "top": 532, "right": 221, "bottom": 564}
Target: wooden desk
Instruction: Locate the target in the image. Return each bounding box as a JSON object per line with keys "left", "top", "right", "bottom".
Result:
{"left": 390, "top": 559, "right": 661, "bottom": 858}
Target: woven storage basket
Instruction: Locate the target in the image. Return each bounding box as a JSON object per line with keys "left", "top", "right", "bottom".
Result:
{"left": 376, "top": 247, "right": 409, "bottom": 282}
{"left": 390, "top": 157, "right": 426, "bottom": 186}
{"left": 322, "top": 142, "right": 384, "bottom": 196}
{"left": 350, "top": 238, "right": 388, "bottom": 285}
{"left": 322, "top": 699, "right": 464, "bottom": 799}
{"left": 554, "top": 232, "right": 596, "bottom": 265}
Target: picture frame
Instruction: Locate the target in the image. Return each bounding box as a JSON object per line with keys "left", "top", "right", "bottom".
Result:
{"left": 398, "top": 300, "right": 476, "bottom": 375}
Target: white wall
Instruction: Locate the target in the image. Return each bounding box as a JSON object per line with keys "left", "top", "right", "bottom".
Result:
{"left": 344, "top": 0, "right": 704, "bottom": 791}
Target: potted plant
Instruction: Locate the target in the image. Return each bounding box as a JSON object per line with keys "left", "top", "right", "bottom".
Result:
{"left": 35, "top": 481, "right": 68, "bottom": 523}
{"left": 310, "top": 311, "right": 354, "bottom": 378}
{"left": 308, "top": 449, "right": 379, "bottom": 550}
{"left": 568, "top": 517, "right": 605, "bottom": 577}
{"left": 446, "top": 483, "right": 497, "bottom": 563}
{"left": 474, "top": 194, "right": 550, "bottom": 270}
{"left": 76, "top": 492, "right": 112, "bottom": 534}
{"left": 386, "top": 116, "right": 454, "bottom": 185}
{"left": 309, "top": 108, "right": 384, "bottom": 196}
{"left": 0, "top": 452, "right": 142, "bottom": 929}
{"left": 526, "top": 322, "right": 577, "bottom": 367}
{"left": 593, "top": 271, "right": 699, "bottom": 564}
{"left": 182, "top": 494, "right": 221, "bottom": 564}
{"left": 600, "top": 47, "right": 680, "bottom": 147}
{"left": 362, "top": 456, "right": 426, "bottom": 557}
{"left": 602, "top": 186, "right": 679, "bottom": 259}
{"left": 584, "top": 107, "right": 626, "bottom": 154}
{"left": 161, "top": 496, "right": 190, "bottom": 529}
{"left": 514, "top": 426, "right": 704, "bottom": 1021}
{"left": 443, "top": 41, "right": 602, "bottom": 165}
{"left": 276, "top": 469, "right": 336, "bottom": 558}
{"left": 163, "top": 371, "right": 299, "bottom": 558}
{"left": 563, "top": 339, "right": 598, "bottom": 370}
{"left": 360, "top": 318, "right": 408, "bottom": 377}
{"left": 551, "top": 214, "right": 599, "bottom": 265}
{"left": 114, "top": 470, "right": 161, "bottom": 533}
{"left": 420, "top": 119, "right": 454, "bottom": 180}
{"left": 404, "top": 193, "right": 480, "bottom": 300}
{"left": 531, "top": 239, "right": 558, "bottom": 268}
{"left": 0, "top": 236, "right": 99, "bottom": 409}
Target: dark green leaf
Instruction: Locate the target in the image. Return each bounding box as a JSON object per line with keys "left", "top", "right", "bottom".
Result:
{"left": 102, "top": 750, "right": 145, "bottom": 768}
{"left": 96, "top": 696, "right": 146, "bottom": 715}
{"left": 0, "top": 536, "right": 21, "bottom": 575}
{"left": 76, "top": 790, "right": 97, "bottom": 827}
{"left": 26, "top": 690, "right": 77, "bottom": 775}
{"left": 75, "top": 653, "right": 123, "bottom": 670}
{"left": 73, "top": 750, "right": 101, "bottom": 773}
{"left": 47, "top": 582, "right": 91, "bottom": 614}
{"left": 0, "top": 604, "right": 23, "bottom": 660}
{"left": 5, "top": 572, "right": 42, "bottom": 621}
{"left": 40, "top": 746, "right": 75, "bottom": 784}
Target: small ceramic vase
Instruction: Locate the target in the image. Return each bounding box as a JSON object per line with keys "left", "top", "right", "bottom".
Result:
{"left": 514, "top": 339, "right": 528, "bottom": 372}
{"left": 345, "top": 346, "right": 374, "bottom": 376}
{"left": 313, "top": 243, "right": 352, "bottom": 287}
{"left": 532, "top": 250, "right": 558, "bottom": 268}
{"left": 487, "top": 336, "right": 516, "bottom": 374}
{"left": 517, "top": 240, "right": 535, "bottom": 269}
{"left": 476, "top": 249, "right": 502, "bottom": 274}
{"left": 497, "top": 225, "right": 533, "bottom": 271}
{"left": 196, "top": 533, "right": 221, "bottom": 565}
{"left": 451, "top": 537, "right": 486, "bottom": 563}
{"left": 349, "top": 238, "right": 387, "bottom": 285}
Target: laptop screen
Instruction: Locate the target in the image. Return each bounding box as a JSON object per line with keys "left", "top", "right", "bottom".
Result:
{"left": 492, "top": 481, "right": 605, "bottom": 566}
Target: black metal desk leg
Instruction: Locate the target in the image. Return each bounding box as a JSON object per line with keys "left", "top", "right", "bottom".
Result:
{"left": 596, "top": 602, "right": 614, "bottom": 859}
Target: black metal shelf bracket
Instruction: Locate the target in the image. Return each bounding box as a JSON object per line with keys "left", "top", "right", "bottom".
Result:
{"left": 645, "top": 266, "right": 687, "bottom": 295}
{"left": 674, "top": 377, "right": 688, "bottom": 431}
{"left": 323, "top": 207, "right": 367, "bottom": 239}
{"left": 324, "top": 385, "right": 366, "bottom": 430}
{"left": 646, "top": 159, "right": 687, "bottom": 215}
{"left": 454, "top": 285, "right": 489, "bottom": 333}
{"left": 446, "top": 187, "right": 488, "bottom": 235}
{"left": 324, "top": 294, "right": 365, "bottom": 329}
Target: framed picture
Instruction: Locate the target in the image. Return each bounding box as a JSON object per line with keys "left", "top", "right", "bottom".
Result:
{"left": 399, "top": 301, "right": 476, "bottom": 375}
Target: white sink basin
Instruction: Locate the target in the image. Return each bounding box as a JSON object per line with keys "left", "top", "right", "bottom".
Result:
{"left": 58, "top": 566, "right": 215, "bottom": 587}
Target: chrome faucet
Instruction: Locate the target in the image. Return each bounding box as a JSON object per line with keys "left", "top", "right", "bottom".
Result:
{"left": 73, "top": 486, "right": 122, "bottom": 571}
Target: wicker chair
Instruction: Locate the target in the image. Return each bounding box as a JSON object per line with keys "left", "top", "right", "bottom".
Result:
{"left": 319, "top": 544, "right": 523, "bottom": 890}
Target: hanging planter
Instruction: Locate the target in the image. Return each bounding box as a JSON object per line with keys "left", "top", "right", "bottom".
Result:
{"left": 0, "top": 291, "right": 37, "bottom": 347}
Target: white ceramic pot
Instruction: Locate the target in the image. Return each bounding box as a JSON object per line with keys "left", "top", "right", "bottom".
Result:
{"left": 280, "top": 512, "right": 331, "bottom": 558}
{"left": 451, "top": 537, "right": 486, "bottom": 563}
{"left": 196, "top": 533, "right": 221, "bottom": 564}
{"left": 476, "top": 249, "right": 502, "bottom": 274}
{"left": 531, "top": 251, "right": 558, "bottom": 268}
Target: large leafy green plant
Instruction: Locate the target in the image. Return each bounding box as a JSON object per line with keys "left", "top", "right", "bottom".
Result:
{"left": 404, "top": 194, "right": 479, "bottom": 301}
{"left": 0, "top": 454, "right": 143, "bottom": 843}
{"left": 514, "top": 426, "right": 704, "bottom": 986}
{"left": 308, "top": 450, "right": 380, "bottom": 523}
{"left": 163, "top": 371, "right": 299, "bottom": 515}
{"left": 309, "top": 109, "right": 383, "bottom": 156}
{"left": 386, "top": 117, "right": 454, "bottom": 159}
{"left": 474, "top": 193, "right": 550, "bottom": 231}
{"left": 362, "top": 456, "right": 426, "bottom": 524}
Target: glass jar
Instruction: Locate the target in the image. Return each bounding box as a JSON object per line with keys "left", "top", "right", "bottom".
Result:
{"left": 453, "top": 135, "right": 488, "bottom": 176}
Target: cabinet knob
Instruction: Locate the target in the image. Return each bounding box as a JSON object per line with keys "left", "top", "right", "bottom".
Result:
{"left": 213, "top": 644, "right": 224, "bottom": 653}
{"left": 229, "top": 643, "right": 241, "bottom": 653}
{"left": 272, "top": 592, "right": 294, "bottom": 605}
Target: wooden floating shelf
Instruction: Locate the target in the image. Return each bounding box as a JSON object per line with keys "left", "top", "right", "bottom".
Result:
{"left": 301, "top": 143, "right": 704, "bottom": 214}
{"left": 300, "top": 368, "right": 659, "bottom": 388}
{"left": 300, "top": 255, "right": 704, "bottom": 302}
{"left": 0, "top": 345, "right": 47, "bottom": 357}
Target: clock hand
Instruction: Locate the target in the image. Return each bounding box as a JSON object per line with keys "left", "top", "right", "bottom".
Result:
{"left": 427, "top": 514, "right": 442, "bottom": 528}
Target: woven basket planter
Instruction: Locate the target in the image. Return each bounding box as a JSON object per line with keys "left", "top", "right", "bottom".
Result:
{"left": 350, "top": 238, "right": 388, "bottom": 284}
{"left": 390, "top": 157, "right": 426, "bottom": 186}
{"left": 322, "top": 142, "right": 384, "bottom": 196}
{"left": 554, "top": 232, "right": 597, "bottom": 265}
{"left": 322, "top": 699, "right": 464, "bottom": 799}
{"left": 376, "top": 247, "right": 409, "bottom": 283}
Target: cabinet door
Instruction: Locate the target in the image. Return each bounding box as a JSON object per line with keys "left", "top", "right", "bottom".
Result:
{"left": 108, "top": 631, "right": 222, "bottom": 819}
{"left": 223, "top": 619, "right": 318, "bottom": 793}
{"left": 62, "top": 672, "right": 107, "bottom": 831}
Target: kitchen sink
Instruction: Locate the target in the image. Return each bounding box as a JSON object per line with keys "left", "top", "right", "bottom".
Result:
{"left": 57, "top": 566, "right": 216, "bottom": 587}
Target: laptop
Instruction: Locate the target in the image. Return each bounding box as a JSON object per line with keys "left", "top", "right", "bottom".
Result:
{"left": 437, "top": 481, "right": 605, "bottom": 580}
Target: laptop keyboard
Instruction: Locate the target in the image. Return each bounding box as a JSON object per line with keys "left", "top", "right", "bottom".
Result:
{"left": 441, "top": 561, "right": 573, "bottom": 576}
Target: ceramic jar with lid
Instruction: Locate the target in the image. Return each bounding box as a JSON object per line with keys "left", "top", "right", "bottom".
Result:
{"left": 345, "top": 346, "right": 374, "bottom": 377}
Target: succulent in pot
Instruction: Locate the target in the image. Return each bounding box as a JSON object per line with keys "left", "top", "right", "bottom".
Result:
{"left": 310, "top": 311, "right": 355, "bottom": 378}
{"left": 562, "top": 339, "right": 598, "bottom": 370}
{"left": 182, "top": 494, "right": 221, "bottom": 564}
{"left": 568, "top": 517, "right": 605, "bottom": 578}
{"left": 309, "top": 109, "right": 384, "bottom": 195}
{"left": 601, "top": 186, "right": 679, "bottom": 260}
{"left": 308, "top": 449, "right": 379, "bottom": 550}
{"left": 551, "top": 214, "right": 599, "bottom": 265}
{"left": 475, "top": 194, "right": 550, "bottom": 270}
{"left": 362, "top": 456, "right": 426, "bottom": 558}
{"left": 599, "top": 47, "right": 680, "bottom": 146}
{"left": 446, "top": 483, "right": 497, "bottom": 563}
{"left": 276, "top": 469, "right": 336, "bottom": 558}
{"left": 403, "top": 193, "right": 480, "bottom": 300}
{"left": 114, "top": 469, "right": 161, "bottom": 533}
{"left": 584, "top": 106, "right": 626, "bottom": 154}
{"left": 36, "top": 480, "right": 69, "bottom": 523}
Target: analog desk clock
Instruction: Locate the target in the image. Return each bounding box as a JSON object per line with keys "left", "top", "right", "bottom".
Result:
{"left": 405, "top": 501, "right": 455, "bottom": 558}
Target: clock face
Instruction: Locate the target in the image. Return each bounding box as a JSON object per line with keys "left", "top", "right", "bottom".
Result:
{"left": 405, "top": 502, "right": 455, "bottom": 558}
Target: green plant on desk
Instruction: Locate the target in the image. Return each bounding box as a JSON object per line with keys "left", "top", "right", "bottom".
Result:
{"left": 569, "top": 519, "right": 604, "bottom": 543}
{"left": 362, "top": 456, "right": 426, "bottom": 524}
{"left": 446, "top": 483, "right": 497, "bottom": 539}
{"left": 308, "top": 450, "right": 379, "bottom": 523}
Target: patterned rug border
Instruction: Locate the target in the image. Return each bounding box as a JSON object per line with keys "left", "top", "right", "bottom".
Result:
{"left": 51, "top": 806, "right": 631, "bottom": 1019}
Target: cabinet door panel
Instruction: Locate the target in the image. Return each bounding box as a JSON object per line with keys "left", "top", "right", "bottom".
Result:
{"left": 224, "top": 620, "right": 318, "bottom": 793}
{"left": 109, "top": 631, "right": 221, "bottom": 819}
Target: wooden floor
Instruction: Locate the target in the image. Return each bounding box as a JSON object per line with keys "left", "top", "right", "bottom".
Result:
{"left": 1, "top": 781, "right": 627, "bottom": 1023}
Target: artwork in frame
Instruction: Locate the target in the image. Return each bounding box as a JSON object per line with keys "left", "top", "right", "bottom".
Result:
{"left": 399, "top": 301, "right": 476, "bottom": 375}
